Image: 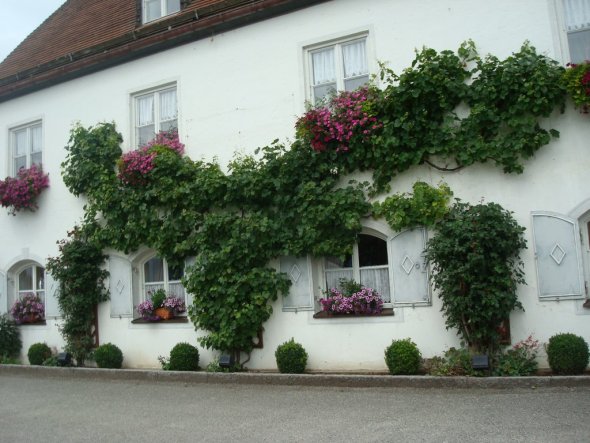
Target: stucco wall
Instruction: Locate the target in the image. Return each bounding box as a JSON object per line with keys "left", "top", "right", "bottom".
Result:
{"left": 1, "top": 0, "right": 589, "bottom": 370}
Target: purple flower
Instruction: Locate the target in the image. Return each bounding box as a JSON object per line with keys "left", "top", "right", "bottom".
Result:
{"left": 11, "top": 293, "right": 45, "bottom": 323}
{"left": 0, "top": 165, "right": 50, "bottom": 215}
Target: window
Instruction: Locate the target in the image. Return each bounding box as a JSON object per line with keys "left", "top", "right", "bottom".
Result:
{"left": 306, "top": 36, "right": 369, "bottom": 103}
{"left": 325, "top": 234, "right": 391, "bottom": 302}
{"left": 142, "top": 256, "right": 185, "bottom": 308}
{"left": 562, "top": 0, "right": 590, "bottom": 63}
{"left": 143, "top": 0, "right": 180, "bottom": 23}
{"left": 10, "top": 121, "right": 42, "bottom": 174}
{"left": 16, "top": 264, "right": 45, "bottom": 306}
{"left": 133, "top": 85, "right": 177, "bottom": 147}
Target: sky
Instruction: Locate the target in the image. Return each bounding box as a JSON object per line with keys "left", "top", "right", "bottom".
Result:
{"left": 1, "top": 0, "right": 66, "bottom": 62}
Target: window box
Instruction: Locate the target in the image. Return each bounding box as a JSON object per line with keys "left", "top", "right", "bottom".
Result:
{"left": 131, "top": 316, "right": 188, "bottom": 324}
{"left": 313, "top": 308, "right": 394, "bottom": 319}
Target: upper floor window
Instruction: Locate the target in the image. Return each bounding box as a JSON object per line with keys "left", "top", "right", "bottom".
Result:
{"left": 10, "top": 121, "right": 42, "bottom": 174}
{"left": 306, "top": 35, "right": 369, "bottom": 103}
{"left": 133, "top": 85, "right": 177, "bottom": 147}
{"left": 563, "top": 0, "right": 590, "bottom": 63}
{"left": 143, "top": 0, "right": 181, "bottom": 24}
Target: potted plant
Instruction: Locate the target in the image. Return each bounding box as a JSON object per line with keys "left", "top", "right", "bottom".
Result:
{"left": 0, "top": 165, "right": 50, "bottom": 215}
{"left": 137, "top": 289, "right": 186, "bottom": 321}
{"left": 10, "top": 293, "right": 45, "bottom": 324}
{"left": 319, "top": 280, "right": 384, "bottom": 315}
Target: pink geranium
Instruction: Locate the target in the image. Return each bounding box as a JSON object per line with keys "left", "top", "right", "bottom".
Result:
{"left": 0, "top": 165, "right": 50, "bottom": 215}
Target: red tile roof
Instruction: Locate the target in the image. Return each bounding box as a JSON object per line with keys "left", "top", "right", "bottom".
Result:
{"left": 0, "top": 0, "right": 326, "bottom": 102}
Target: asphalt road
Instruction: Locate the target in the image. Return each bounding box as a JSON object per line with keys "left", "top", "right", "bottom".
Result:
{"left": 0, "top": 374, "right": 589, "bottom": 442}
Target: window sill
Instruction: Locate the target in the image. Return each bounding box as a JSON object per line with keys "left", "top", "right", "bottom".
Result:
{"left": 313, "top": 308, "right": 394, "bottom": 319}
{"left": 17, "top": 320, "right": 47, "bottom": 326}
{"left": 131, "top": 317, "right": 188, "bottom": 324}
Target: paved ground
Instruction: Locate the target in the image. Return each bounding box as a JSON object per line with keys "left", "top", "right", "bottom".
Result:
{"left": 1, "top": 372, "right": 589, "bottom": 442}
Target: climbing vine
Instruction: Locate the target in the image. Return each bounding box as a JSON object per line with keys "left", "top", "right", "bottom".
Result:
{"left": 57, "top": 42, "right": 568, "bottom": 366}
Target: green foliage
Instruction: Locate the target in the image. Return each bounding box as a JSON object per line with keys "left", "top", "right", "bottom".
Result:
{"left": 0, "top": 314, "right": 21, "bottom": 359}
{"left": 42, "top": 356, "right": 59, "bottom": 367}
{"left": 168, "top": 342, "right": 200, "bottom": 371}
{"left": 425, "top": 347, "right": 477, "bottom": 376}
{"left": 205, "top": 357, "right": 242, "bottom": 373}
{"left": 27, "top": 343, "right": 52, "bottom": 366}
{"left": 384, "top": 338, "right": 422, "bottom": 375}
{"left": 561, "top": 62, "right": 590, "bottom": 112}
{"left": 275, "top": 338, "right": 308, "bottom": 374}
{"left": 0, "top": 355, "right": 20, "bottom": 365}
{"left": 494, "top": 335, "right": 539, "bottom": 376}
{"left": 93, "top": 343, "right": 123, "bottom": 369}
{"left": 338, "top": 279, "right": 363, "bottom": 297}
{"left": 373, "top": 182, "right": 453, "bottom": 231}
{"left": 46, "top": 227, "right": 109, "bottom": 366}
{"left": 546, "top": 333, "right": 589, "bottom": 375}
{"left": 425, "top": 202, "right": 526, "bottom": 354}
{"left": 150, "top": 289, "right": 166, "bottom": 309}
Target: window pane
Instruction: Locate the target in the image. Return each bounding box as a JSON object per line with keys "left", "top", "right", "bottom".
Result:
{"left": 31, "top": 125, "right": 42, "bottom": 153}
{"left": 144, "top": 257, "right": 164, "bottom": 283}
{"left": 14, "top": 129, "right": 27, "bottom": 156}
{"left": 18, "top": 266, "right": 33, "bottom": 291}
{"left": 344, "top": 75, "right": 370, "bottom": 92}
{"left": 342, "top": 39, "right": 368, "bottom": 78}
{"left": 160, "top": 119, "right": 177, "bottom": 133}
{"left": 31, "top": 152, "right": 42, "bottom": 167}
{"left": 168, "top": 282, "right": 185, "bottom": 301}
{"left": 166, "top": 0, "right": 181, "bottom": 15}
{"left": 360, "top": 267, "right": 390, "bottom": 302}
{"left": 145, "top": 0, "right": 161, "bottom": 21}
{"left": 136, "top": 95, "right": 154, "bottom": 126}
{"left": 36, "top": 266, "right": 45, "bottom": 290}
{"left": 563, "top": 0, "right": 590, "bottom": 30}
{"left": 312, "top": 47, "right": 336, "bottom": 85}
{"left": 168, "top": 263, "right": 184, "bottom": 281}
{"left": 313, "top": 83, "right": 337, "bottom": 103}
{"left": 567, "top": 28, "right": 590, "bottom": 63}
{"left": 159, "top": 88, "right": 177, "bottom": 122}
{"left": 138, "top": 124, "right": 155, "bottom": 147}
{"left": 36, "top": 290, "right": 45, "bottom": 306}
{"left": 358, "top": 234, "right": 388, "bottom": 267}
{"left": 14, "top": 156, "right": 27, "bottom": 172}
{"left": 325, "top": 254, "right": 352, "bottom": 269}
{"left": 325, "top": 269, "right": 354, "bottom": 291}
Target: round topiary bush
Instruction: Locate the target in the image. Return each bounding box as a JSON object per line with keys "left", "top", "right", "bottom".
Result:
{"left": 27, "top": 343, "right": 52, "bottom": 366}
{"left": 168, "top": 342, "right": 200, "bottom": 371}
{"left": 93, "top": 343, "right": 124, "bottom": 369}
{"left": 275, "top": 338, "right": 308, "bottom": 374}
{"left": 0, "top": 314, "right": 22, "bottom": 359}
{"left": 385, "top": 338, "right": 422, "bottom": 375}
{"left": 546, "top": 333, "right": 589, "bottom": 375}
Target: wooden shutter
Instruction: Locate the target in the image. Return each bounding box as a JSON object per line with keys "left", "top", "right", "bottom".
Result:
{"left": 44, "top": 271, "right": 61, "bottom": 318}
{"left": 0, "top": 271, "right": 7, "bottom": 314}
{"left": 391, "top": 227, "right": 430, "bottom": 305}
{"left": 531, "top": 212, "right": 584, "bottom": 299}
{"left": 108, "top": 255, "right": 133, "bottom": 317}
{"left": 280, "top": 256, "right": 313, "bottom": 311}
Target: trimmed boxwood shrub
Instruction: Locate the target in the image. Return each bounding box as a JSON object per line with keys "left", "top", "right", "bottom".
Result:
{"left": 275, "top": 338, "right": 308, "bottom": 374}
{"left": 28, "top": 343, "right": 52, "bottom": 366}
{"left": 169, "top": 342, "right": 200, "bottom": 371}
{"left": 94, "top": 343, "right": 124, "bottom": 369}
{"left": 385, "top": 338, "right": 422, "bottom": 375}
{"left": 546, "top": 333, "right": 589, "bottom": 375}
{"left": 0, "top": 314, "right": 21, "bottom": 359}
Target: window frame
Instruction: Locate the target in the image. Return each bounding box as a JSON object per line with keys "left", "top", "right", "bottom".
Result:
{"left": 553, "top": 0, "right": 590, "bottom": 64}
{"left": 142, "top": 0, "right": 181, "bottom": 24}
{"left": 303, "top": 31, "right": 372, "bottom": 104}
{"left": 131, "top": 83, "right": 178, "bottom": 148}
{"left": 139, "top": 255, "right": 187, "bottom": 316}
{"left": 9, "top": 120, "right": 43, "bottom": 175}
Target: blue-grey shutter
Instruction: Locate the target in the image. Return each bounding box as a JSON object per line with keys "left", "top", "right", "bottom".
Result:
{"left": 184, "top": 257, "right": 195, "bottom": 309}
{"left": 280, "top": 256, "right": 313, "bottom": 311}
{"left": 391, "top": 227, "right": 430, "bottom": 305}
{"left": 44, "top": 271, "right": 61, "bottom": 318}
{"left": 531, "top": 212, "right": 584, "bottom": 299}
{"left": 0, "top": 271, "right": 7, "bottom": 314}
{"left": 109, "top": 255, "right": 133, "bottom": 317}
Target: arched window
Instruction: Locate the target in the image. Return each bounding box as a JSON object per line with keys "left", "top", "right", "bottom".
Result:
{"left": 16, "top": 264, "right": 45, "bottom": 305}
{"left": 325, "top": 233, "right": 391, "bottom": 302}
{"left": 142, "top": 256, "right": 185, "bottom": 304}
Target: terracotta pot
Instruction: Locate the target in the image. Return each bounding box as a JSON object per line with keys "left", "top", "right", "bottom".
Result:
{"left": 154, "top": 307, "right": 174, "bottom": 320}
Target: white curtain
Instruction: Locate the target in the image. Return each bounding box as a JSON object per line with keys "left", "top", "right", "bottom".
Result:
{"left": 360, "top": 267, "right": 390, "bottom": 302}
{"left": 342, "top": 39, "right": 368, "bottom": 78}
{"left": 312, "top": 47, "right": 336, "bottom": 85}
{"left": 564, "top": 0, "right": 590, "bottom": 30}
{"left": 325, "top": 269, "right": 354, "bottom": 291}
{"left": 31, "top": 125, "right": 42, "bottom": 153}
{"left": 144, "top": 258, "right": 164, "bottom": 283}
{"left": 137, "top": 95, "right": 154, "bottom": 126}
{"left": 159, "top": 89, "right": 177, "bottom": 122}
{"left": 14, "top": 129, "right": 26, "bottom": 156}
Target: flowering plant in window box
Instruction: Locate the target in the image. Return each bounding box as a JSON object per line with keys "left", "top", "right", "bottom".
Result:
{"left": 117, "top": 129, "right": 185, "bottom": 185}
{"left": 319, "top": 284, "right": 384, "bottom": 315}
{"left": 562, "top": 61, "right": 590, "bottom": 114}
{"left": 0, "top": 165, "right": 50, "bottom": 215}
{"left": 137, "top": 289, "right": 186, "bottom": 321}
{"left": 10, "top": 293, "right": 45, "bottom": 324}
